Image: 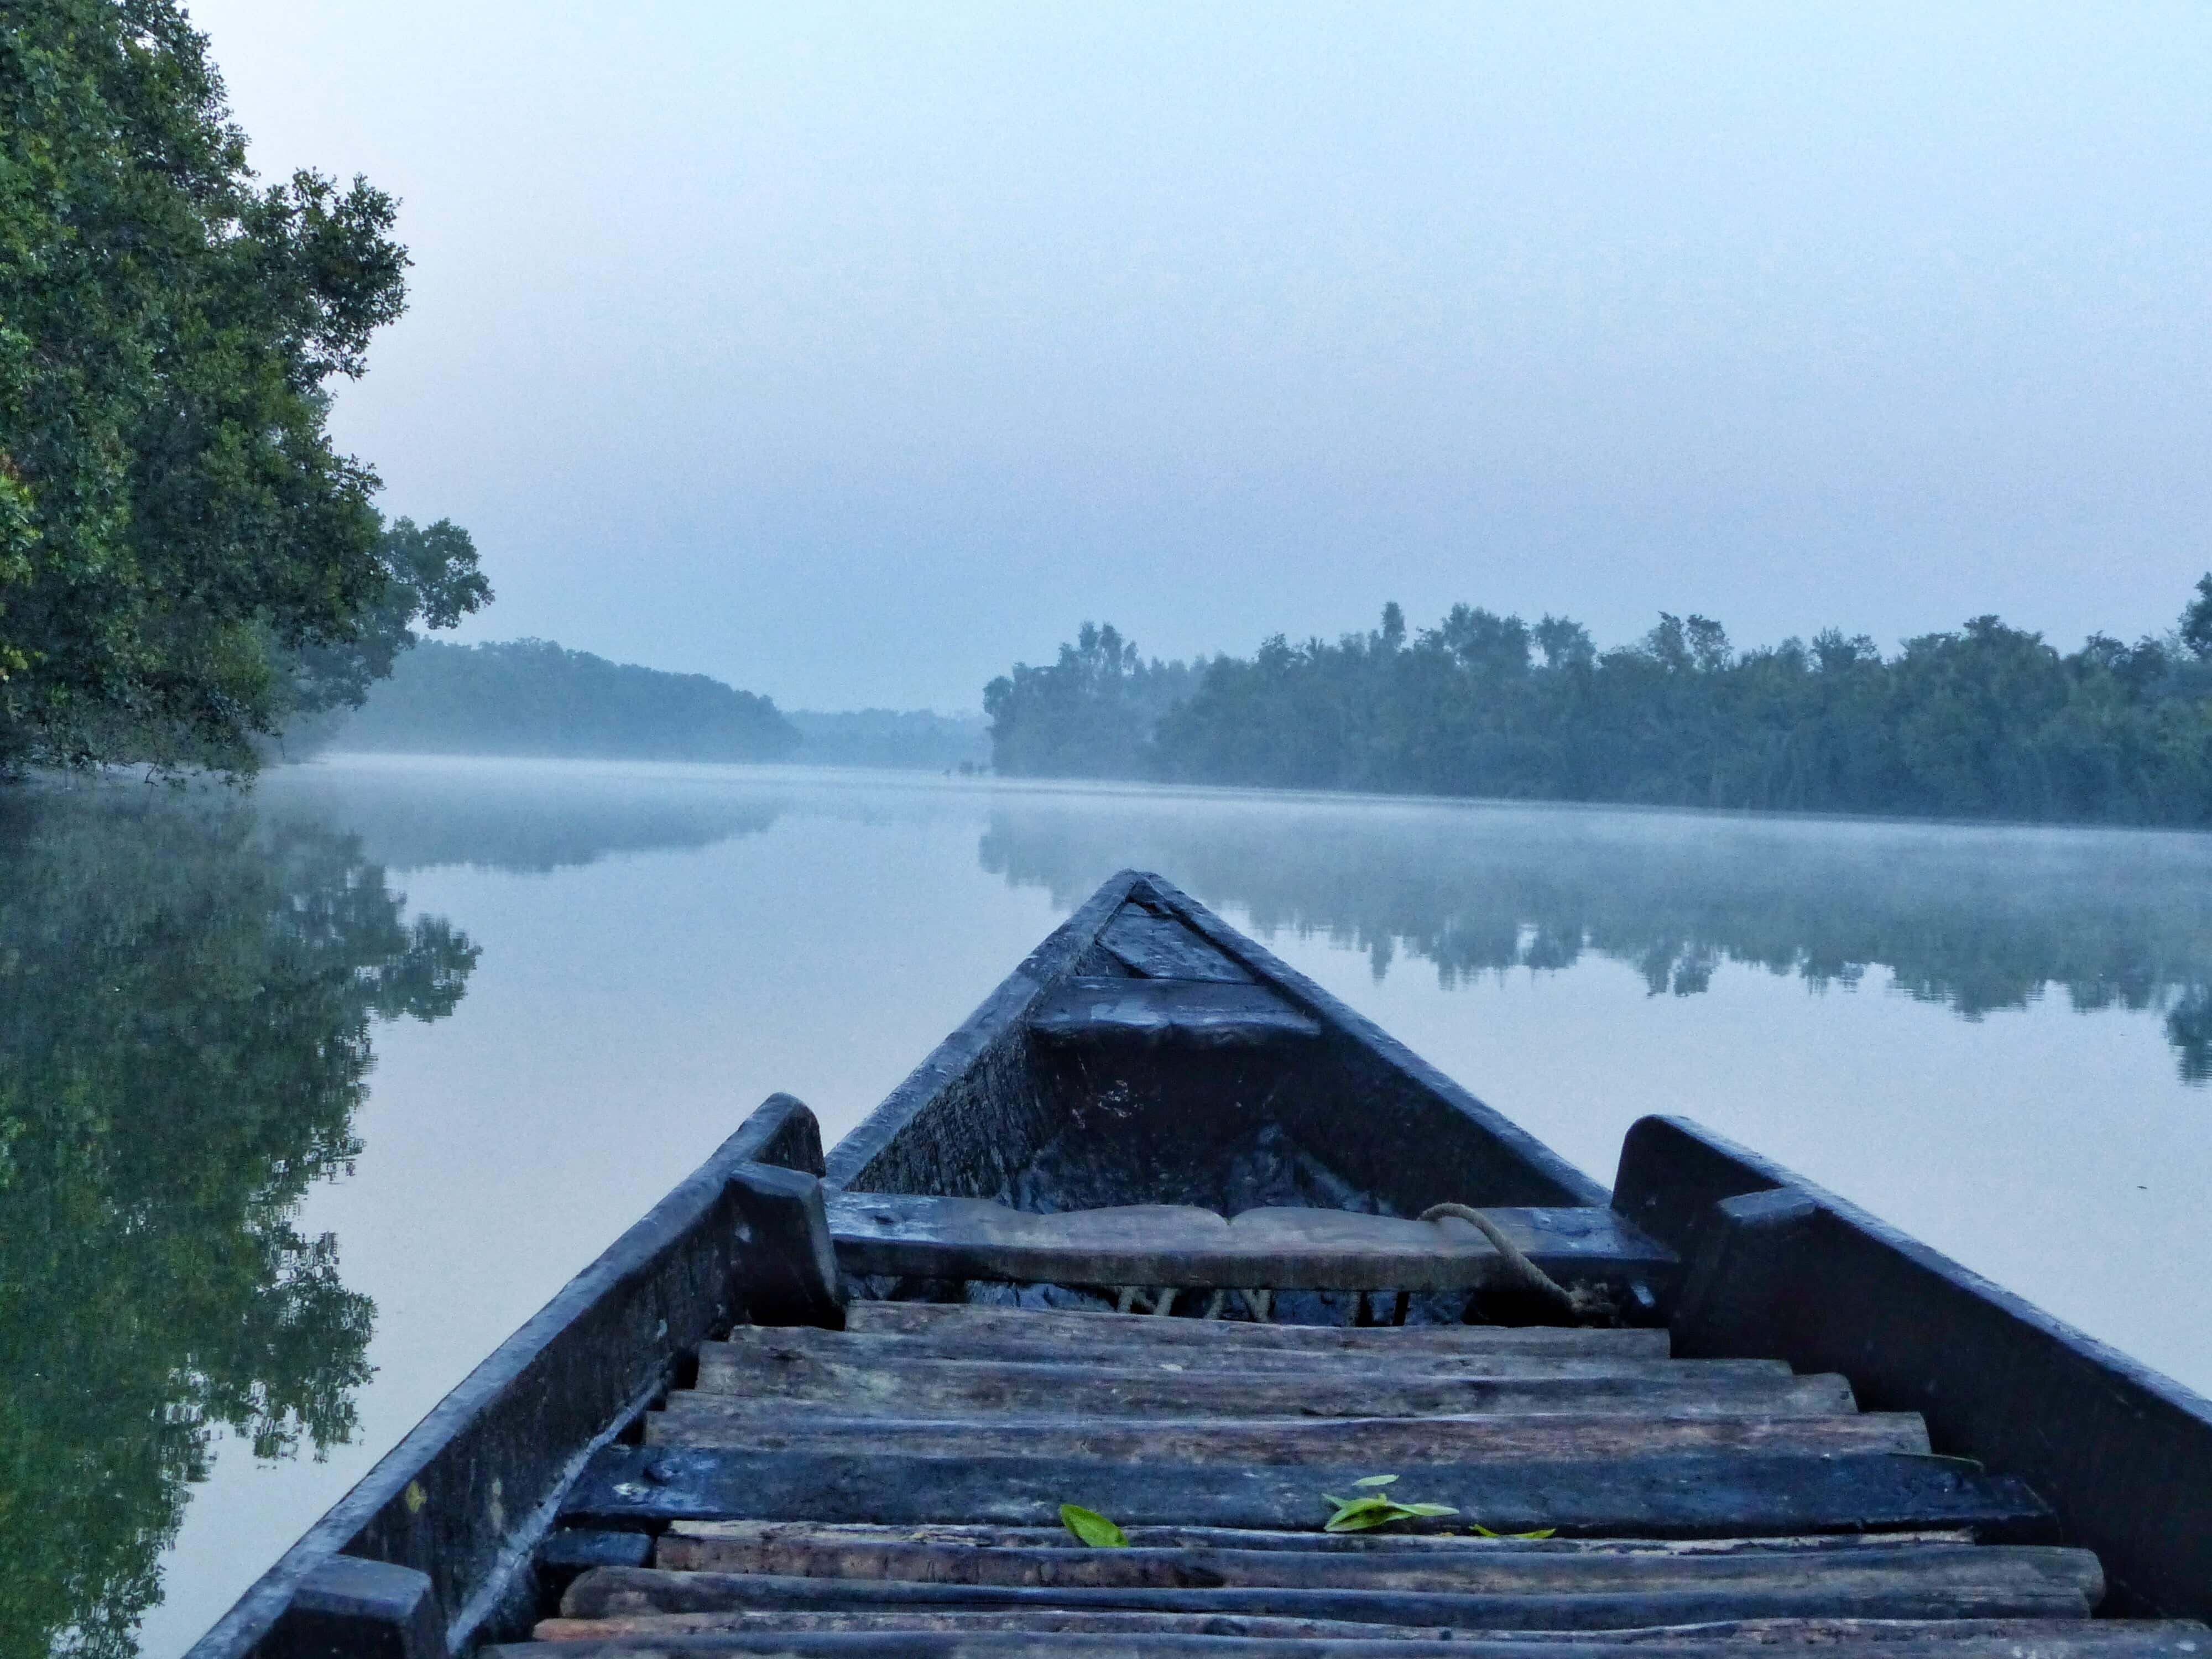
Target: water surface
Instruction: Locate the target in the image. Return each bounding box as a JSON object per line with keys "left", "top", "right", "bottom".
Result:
{"left": 5, "top": 755, "right": 2209, "bottom": 1657}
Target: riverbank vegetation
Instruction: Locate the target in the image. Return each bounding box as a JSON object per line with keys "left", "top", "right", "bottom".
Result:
{"left": 319, "top": 645, "right": 998, "bottom": 771}
{"left": 984, "top": 587, "right": 2212, "bottom": 826}
{"left": 326, "top": 638, "right": 800, "bottom": 763}
{"left": 1, "top": 3, "right": 487, "bottom": 778}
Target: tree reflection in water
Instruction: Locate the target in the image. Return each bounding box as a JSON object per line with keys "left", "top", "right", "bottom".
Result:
{"left": 0, "top": 787, "right": 477, "bottom": 1658}
{"left": 979, "top": 797, "right": 2212, "bottom": 1082}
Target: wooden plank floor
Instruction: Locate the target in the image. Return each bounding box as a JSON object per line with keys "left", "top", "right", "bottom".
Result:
{"left": 496, "top": 1304, "right": 2212, "bottom": 1658}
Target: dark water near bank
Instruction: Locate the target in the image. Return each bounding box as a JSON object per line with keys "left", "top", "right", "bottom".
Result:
{"left": 6, "top": 754, "right": 2210, "bottom": 1656}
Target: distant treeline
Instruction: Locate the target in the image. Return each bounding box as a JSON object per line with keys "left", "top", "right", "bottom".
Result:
{"left": 985, "top": 586, "right": 2212, "bottom": 825}
{"left": 329, "top": 639, "right": 800, "bottom": 762}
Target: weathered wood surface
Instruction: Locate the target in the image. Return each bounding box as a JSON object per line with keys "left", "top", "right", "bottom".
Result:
{"left": 752, "top": 1335, "right": 1697, "bottom": 1380}
{"left": 728, "top": 1164, "right": 843, "bottom": 1328}
{"left": 549, "top": 1564, "right": 2092, "bottom": 1629}
{"left": 825, "top": 1194, "right": 1674, "bottom": 1291}
{"left": 549, "top": 1584, "right": 2088, "bottom": 1637}
{"left": 179, "top": 1092, "right": 834, "bottom": 1659}
{"left": 624, "top": 1538, "right": 2097, "bottom": 1600}
{"left": 840, "top": 1301, "right": 1676, "bottom": 1354}
{"left": 1097, "top": 908, "right": 1256, "bottom": 983}
{"left": 705, "top": 1323, "right": 1693, "bottom": 1379}
{"left": 660, "top": 1521, "right": 1984, "bottom": 1556}
{"left": 705, "top": 1322, "right": 1757, "bottom": 1381}
{"left": 563, "top": 1448, "right": 2055, "bottom": 1540}
{"left": 489, "top": 1616, "right": 2212, "bottom": 1658}
{"left": 544, "top": 1531, "right": 656, "bottom": 1573}
{"left": 1618, "top": 1114, "right": 2212, "bottom": 1624}
{"left": 1026, "top": 979, "right": 1323, "bottom": 1047}
{"left": 536, "top": 1610, "right": 1515, "bottom": 1641}
{"left": 646, "top": 1405, "right": 1933, "bottom": 1462}
{"left": 688, "top": 1345, "right": 1849, "bottom": 1419}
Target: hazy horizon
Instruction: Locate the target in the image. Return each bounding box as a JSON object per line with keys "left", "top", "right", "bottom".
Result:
{"left": 190, "top": 2, "right": 2212, "bottom": 711}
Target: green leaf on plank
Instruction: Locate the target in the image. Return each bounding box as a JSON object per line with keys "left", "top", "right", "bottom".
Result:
{"left": 1323, "top": 1488, "right": 1461, "bottom": 1532}
{"left": 1060, "top": 1504, "right": 1130, "bottom": 1547}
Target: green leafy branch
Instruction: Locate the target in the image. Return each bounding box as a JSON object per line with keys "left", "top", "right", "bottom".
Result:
{"left": 1321, "top": 1473, "right": 1459, "bottom": 1532}
{"left": 1055, "top": 1481, "right": 1556, "bottom": 1546}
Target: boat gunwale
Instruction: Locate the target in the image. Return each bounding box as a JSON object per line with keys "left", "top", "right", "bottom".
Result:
{"left": 183, "top": 1095, "right": 827, "bottom": 1659}
{"left": 1619, "top": 1115, "right": 2212, "bottom": 1623}
{"left": 823, "top": 869, "right": 1141, "bottom": 1191}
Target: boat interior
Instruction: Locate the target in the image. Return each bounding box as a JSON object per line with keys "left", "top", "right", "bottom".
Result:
{"left": 820, "top": 873, "right": 1655, "bottom": 1329}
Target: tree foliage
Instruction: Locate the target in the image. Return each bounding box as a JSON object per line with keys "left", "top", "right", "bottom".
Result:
{"left": 987, "top": 586, "right": 2212, "bottom": 827}
{"left": 284, "top": 516, "right": 491, "bottom": 719}
{"left": 984, "top": 623, "right": 1203, "bottom": 779}
{"left": 331, "top": 637, "right": 800, "bottom": 762}
{"left": 0, "top": 1, "right": 486, "bottom": 774}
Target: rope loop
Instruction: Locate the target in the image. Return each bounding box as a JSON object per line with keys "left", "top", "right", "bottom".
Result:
{"left": 1418, "top": 1202, "right": 1614, "bottom": 1323}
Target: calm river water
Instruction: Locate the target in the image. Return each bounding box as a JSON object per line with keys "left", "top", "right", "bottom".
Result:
{"left": 8, "top": 753, "right": 2212, "bottom": 1656}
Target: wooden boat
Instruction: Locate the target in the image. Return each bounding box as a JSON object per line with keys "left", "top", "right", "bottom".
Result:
{"left": 188, "top": 870, "right": 2212, "bottom": 1659}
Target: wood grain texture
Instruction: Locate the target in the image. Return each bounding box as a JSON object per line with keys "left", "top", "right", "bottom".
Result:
{"left": 562, "top": 1448, "right": 2056, "bottom": 1540}
{"left": 489, "top": 1615, "right": 2212, "bottom": 1658}
{"left": 1026, "top": 979, "right": 1323, "bottom": 1047}
{"left": 624, "top": 1539, "right": 2098, "bottom": 1600}
{"left": 1097, "top": 909, "right": 1256, "bottom": 983}
{"left": 687, "top": 1345, "right": 1849, "bottom": 1419}
{"left": 534, "top": 1609, "right": 1516, "bottom": 1641}
{"left": 645, "top": 1405, "right": 1934, "bottom": 1462}
{"left": 839, "top": 1301, "right": 1672, "bottom": 1353}
{"left": 658, "top": 1522, "right": 1984, "bottom": 1556}
{"left": 825, "top": 1194, "right": 1673, "bottom": 1291}
{"left": 728, "top": 1333, "right": 1690, "bottom": 1378}
{"left": 548, "top": 1564, "right": 2092, "bottom": 1630}
{"left": 706, "top": 1321, "right": 1754, "bottom": 1380}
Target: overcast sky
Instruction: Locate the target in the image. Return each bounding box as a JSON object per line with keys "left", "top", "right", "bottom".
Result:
{"left": 191, "top": 2, "right": 2212, "bottom": 712}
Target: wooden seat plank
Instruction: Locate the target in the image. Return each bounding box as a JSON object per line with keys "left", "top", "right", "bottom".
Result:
{"left": 687, "top": 1345, "right": 1852, "bottom": 1419}
{"left": 826, "top": 1194, "right": 1677, "bottom": 1292}
{"left": 708, "top": 1323, "right": 1753, "bottom": 1380}
{"left": 1096, "top": 908, "right": 1257, "bottom": 983}
{"left": 531, "top": 1628, "right": 1557, "bottom": 1655}
{"left": 646, "top": 1405, "right": 1933, "bottom": 1462}
{"left": 628, "top": 1538, "right": 2096, "bottom": 1601}
{"left": 488, "top": 1619, "right": 2212, "bottom": 1659}
{"left": 1027, "top": 979, "right": 1322, "bottom": 1047}
{"left": 841, "top": 1301, "right": 1674, "bottom": 1355}
{"left": 660, "top": 1521, "right": 1984, "bottom": 1556}
{"left": 564, "top": 1448, "right": 2054, "bottom": 1540}
{"left": 548, "top": 1564, "right": 2091, "bottom": 1630}
{"left": 757, "top": 1332, "right": 1678, "bottom": 1378}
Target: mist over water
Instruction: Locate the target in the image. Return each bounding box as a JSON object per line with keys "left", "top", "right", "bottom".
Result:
{"left": 983, "top": 794, "right": 2212, "bottom": 1071}
{"left": 9, "top": 754, "right": 2210, "bottom": 1654}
